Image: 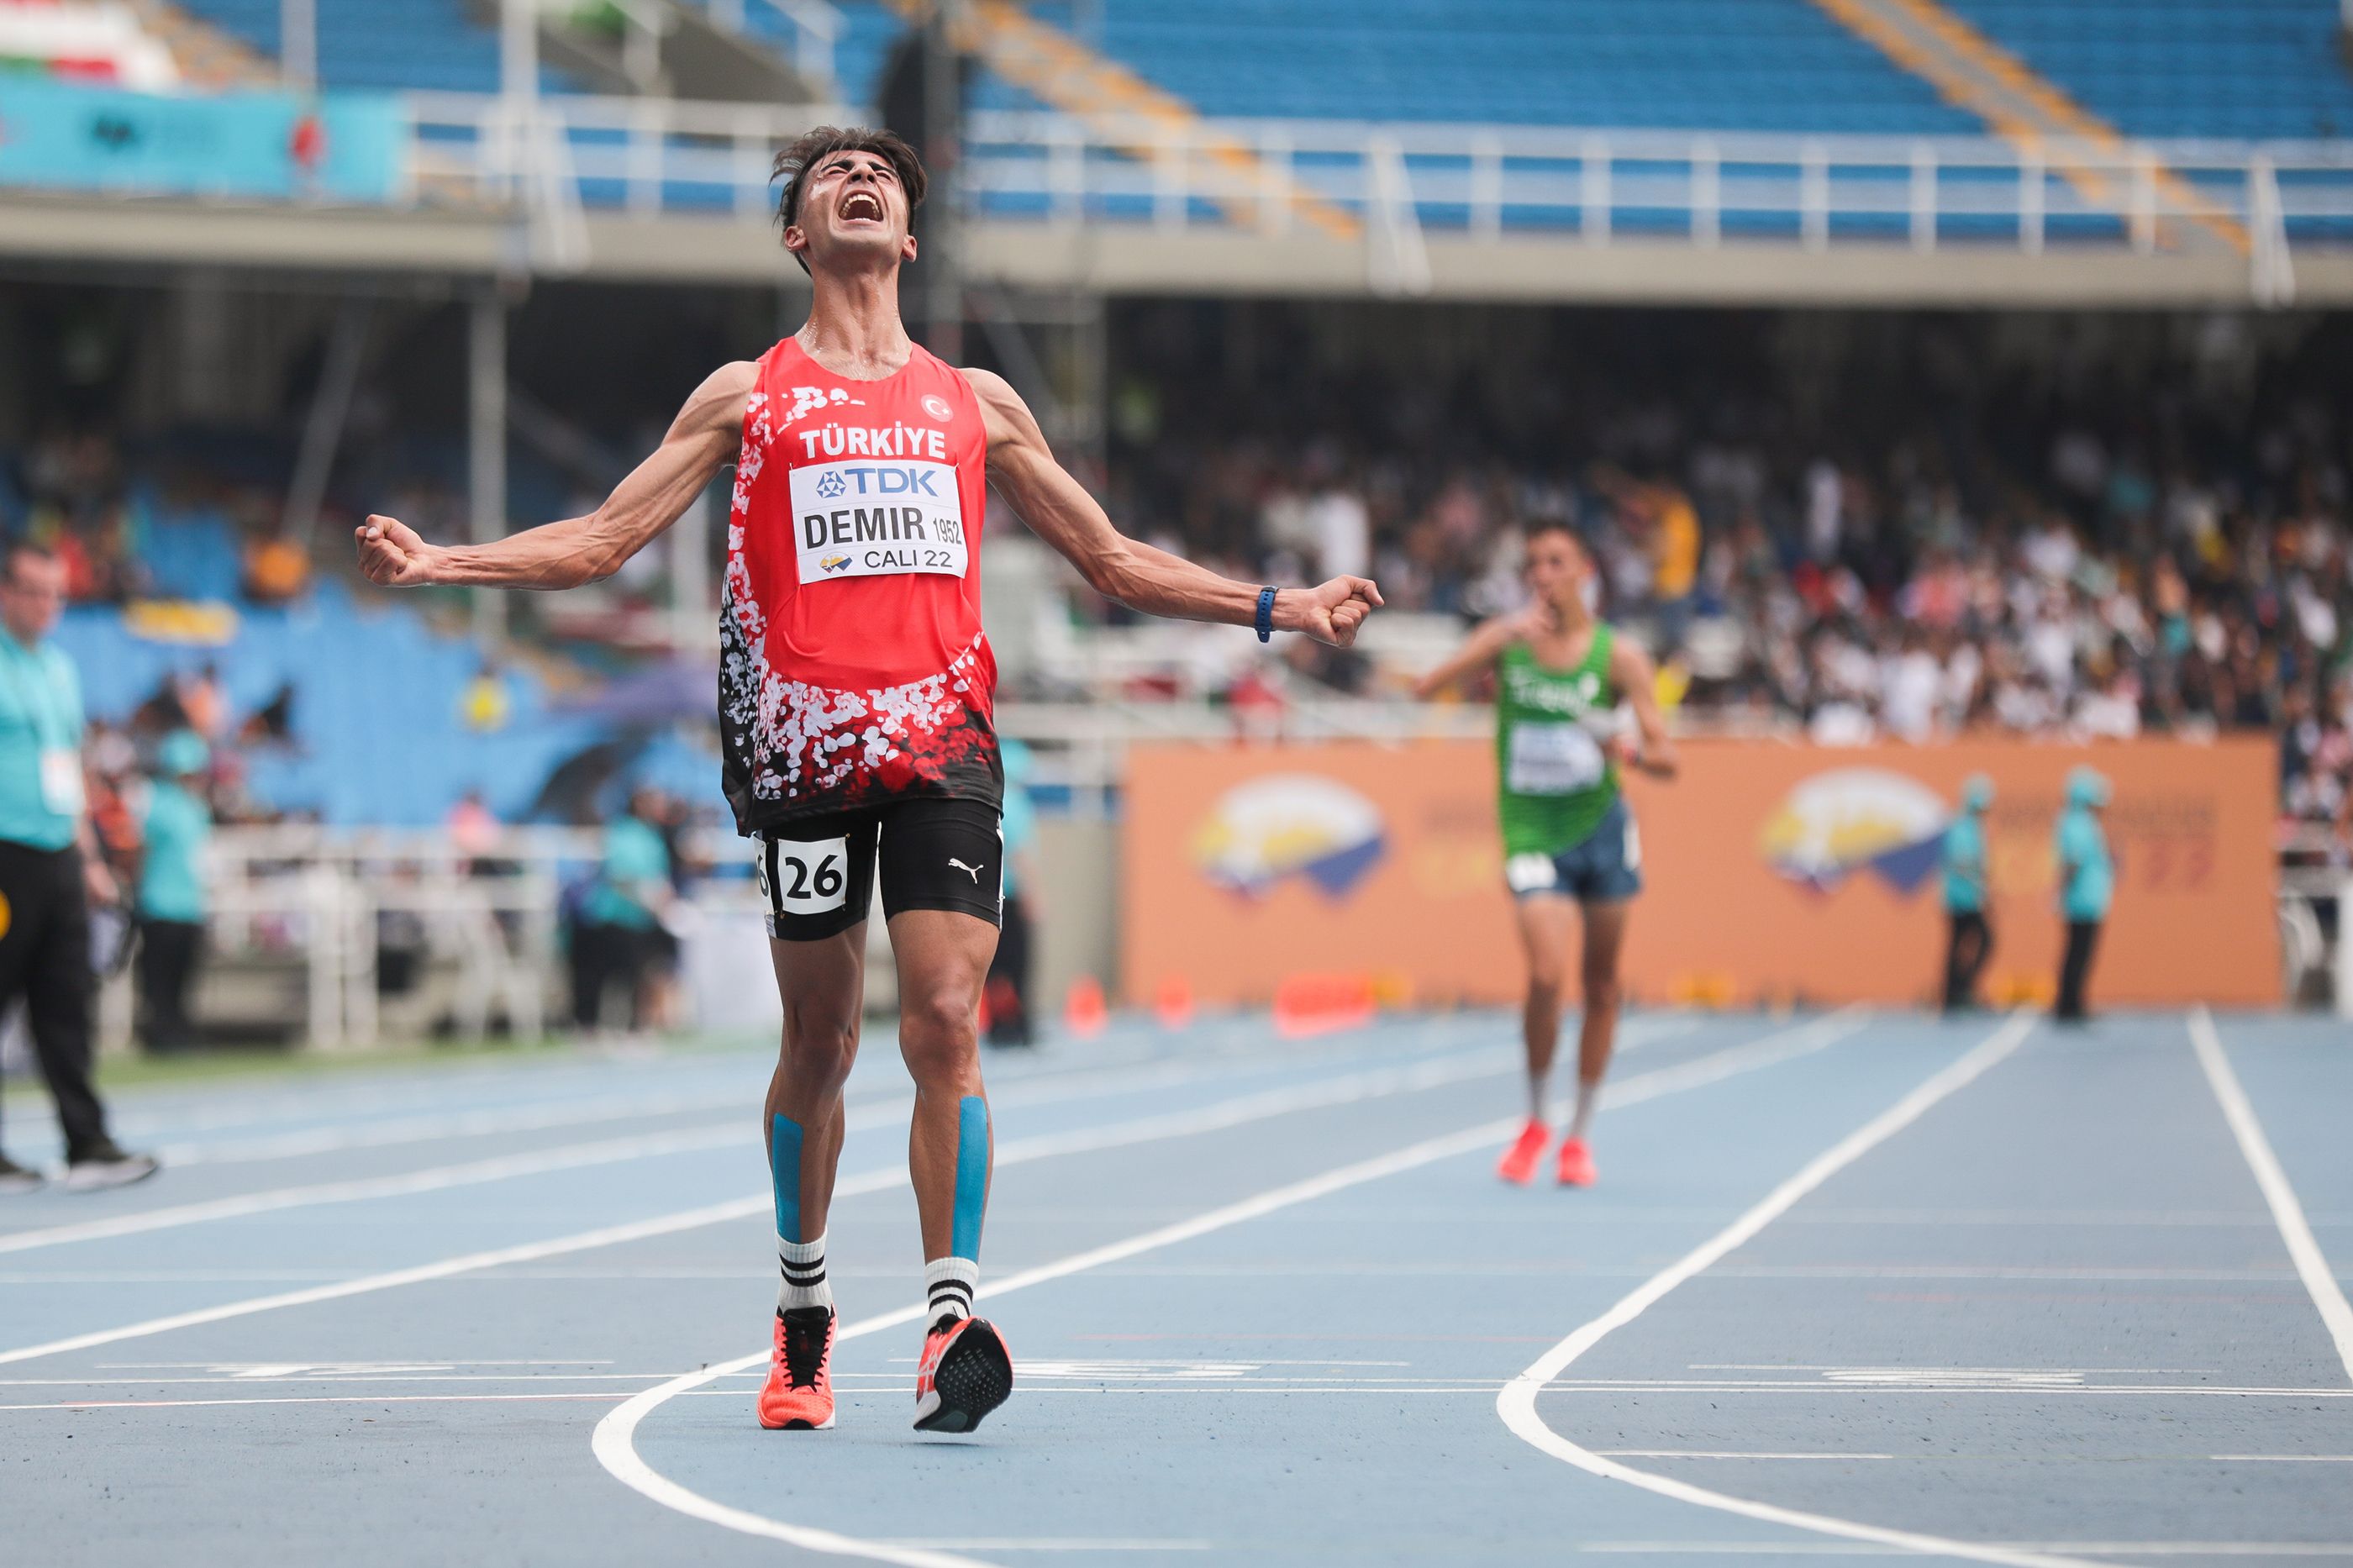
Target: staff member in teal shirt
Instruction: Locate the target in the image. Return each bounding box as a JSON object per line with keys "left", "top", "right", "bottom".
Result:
{"left": 1940, "top": 774, "right": 1994, "bottom": 1013}
{"left": 135, "top": 729, "right": 213, "bottom": 1055}
{"left": 571, "top": 789, "right": 673, "bottom": 1032}
{"left": 2053, "top": 766, "right": 2114, "bottom": 1024}
{"left": 0, "top": 543, "right": 156, "bottom": 1192}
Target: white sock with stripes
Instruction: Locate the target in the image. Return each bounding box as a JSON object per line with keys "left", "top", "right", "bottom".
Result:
{"left": 779, "top": 1231, "right": 830, "bottom": 1313}
{"left": 925, "top": 1255, "right": 978, "bottom": 1331}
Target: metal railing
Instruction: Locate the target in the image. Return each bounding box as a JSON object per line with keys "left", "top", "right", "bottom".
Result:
{"left": 387, "top": 94, "right": 2353, "bottom": 298}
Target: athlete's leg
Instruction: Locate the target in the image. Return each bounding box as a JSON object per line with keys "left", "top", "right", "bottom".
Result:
{"left": 1512, "top": 894, "right": 1577, "bottom": 1117}
{"left": 887, "top": 908, "right": 998, "bottom": 1274}
{"left": 877, "top": 797, "right": 1016, "bottom": 1433}
{"left": 1553, "top": 897, "right": 1629, "bottom": 1187}
{"left": 1573, "top": 899, "right": 1630, "bottom": 1102}
{"left": 762, "top": 926, "right": 866, "bottom": 1245}
{"left": 754, "top": 816, "right": 878, "bottom": 1431}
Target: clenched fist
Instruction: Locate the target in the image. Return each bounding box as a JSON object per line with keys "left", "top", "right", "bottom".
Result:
{"left": 355, "top": 515, "right": 442, "bottom": 587}
{"left": 1284, "top": 576, "right": 1385, "bottom": 648}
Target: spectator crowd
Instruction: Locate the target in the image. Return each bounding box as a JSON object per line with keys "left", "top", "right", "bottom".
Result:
{"left": 1094, "top": 306, "right": 2353, "bottom": 847}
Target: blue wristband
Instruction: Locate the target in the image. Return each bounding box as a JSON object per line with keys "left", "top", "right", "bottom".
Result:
{"left": 1255, "top": 586, "right": 1277, "bottom": 643}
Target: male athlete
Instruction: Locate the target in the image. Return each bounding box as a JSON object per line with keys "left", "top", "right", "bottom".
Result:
{"left": 358, "top": 128, "right": 1378, "bottom": 1436}
{"left": 1413, "top": 524, "right": 1674, "bottom": 1187}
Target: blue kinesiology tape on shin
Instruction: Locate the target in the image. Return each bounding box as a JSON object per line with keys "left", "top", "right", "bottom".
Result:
{"left": 771, "top": 1113, "right": 806, "bottom": 1244}
{"left": 950, "top": 1094, "right": 990, "bottom": 1259}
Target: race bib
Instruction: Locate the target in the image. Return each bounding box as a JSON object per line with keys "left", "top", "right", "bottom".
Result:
{"left": 761, "top": 834, "right": 850, "bottom": 918}
{"left": 1505, "top": 852, "right": 1561, "bottom": 893}
{"left": 39, "top": 749, "right": 83, "bottom": 816}
{"left": 789, "top": 459, "right": 967, "bottom": 583}
{"left": 1507, "top": 722, "right": 1605, "bottom": 796}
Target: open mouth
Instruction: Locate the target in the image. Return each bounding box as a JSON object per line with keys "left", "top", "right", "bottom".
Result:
{"left": 839, "top": 190, "right": 885, "bottom": 224}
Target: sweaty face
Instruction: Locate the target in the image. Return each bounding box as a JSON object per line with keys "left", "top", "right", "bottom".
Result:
{"left": 1524, "top": 531, "right": 1588, "bottom": 608}
{"left": 788, "top": 150, "right": 914, "bottom": 271}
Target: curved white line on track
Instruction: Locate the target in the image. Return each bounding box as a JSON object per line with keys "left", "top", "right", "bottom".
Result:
{"left": 592, "top": 1010, "right": 1870, "bottom": 1566}
{"left": 1494, "top": 1013, "right": 2093, "bottom": 1568}
{"left": 2188, "top": 1008, "right": 2353, "bottom": 1385}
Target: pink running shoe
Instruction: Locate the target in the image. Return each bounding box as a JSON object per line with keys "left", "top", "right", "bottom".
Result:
{"left": 1556, "top": 1137, "right": 1598, "bottom": 1188}
{"left": 1497, "top": 1119, "right": 1549, "bottom": 1186}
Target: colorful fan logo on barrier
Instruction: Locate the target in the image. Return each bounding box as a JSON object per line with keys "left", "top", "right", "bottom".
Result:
{"left": 1758, "top": 767, "right": 1950, "bottom": 894}
{"left": 1191, "top": 774, "right": 1387, "bottom": 899}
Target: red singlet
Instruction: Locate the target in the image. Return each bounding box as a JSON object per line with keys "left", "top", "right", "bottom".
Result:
{"left": 719, "top": 338, "right": 1001, "bottom": 832}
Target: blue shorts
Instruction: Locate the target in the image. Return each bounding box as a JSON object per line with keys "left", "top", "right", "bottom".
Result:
{"left": 1504, "top": 796, "right": 1642, "bottom": 905}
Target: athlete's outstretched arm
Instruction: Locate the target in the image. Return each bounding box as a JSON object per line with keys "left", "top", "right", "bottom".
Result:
{"left": 1411, "top": 613, "right": 1529, "bottom": 699}
{"left": 1608, "top": 637, "right": 1680, "bottom": 779}
{"left": 355, "top": 361, "right": 756, "bottom": 592}
{"left": 964, "top": 369, "right": 1381, "bottom": 647}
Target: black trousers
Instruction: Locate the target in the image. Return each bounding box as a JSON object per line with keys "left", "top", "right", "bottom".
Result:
{"left": 2056, "top": 918, "right": 2103, "bottom": 1022}
{"left": 135, "top": 918, "right": 204, "bottom": 1054}
{"left": 569, "top": 921, "right": 650, "bottom": 1031}
{"left": 1942, "top": 910, "right": 1992, "bottom": 1013}
{"left": 986, "top": 893, "right": 1034, "bottom": 1046}
{"left": 0, "top": 841, "right": 111, "bottom": 1160}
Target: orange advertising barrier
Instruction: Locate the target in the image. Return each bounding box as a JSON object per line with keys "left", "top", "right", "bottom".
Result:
{"left": 1120, "top": 737, "right": 2279, "bottom": 1009}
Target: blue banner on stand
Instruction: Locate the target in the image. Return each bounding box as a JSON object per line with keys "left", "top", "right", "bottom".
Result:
{"left": 0, "top": 80, "right": 401, "bottom": 203}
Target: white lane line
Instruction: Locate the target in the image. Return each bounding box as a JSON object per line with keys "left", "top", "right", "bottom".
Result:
{"left": 589, "top": 1009, "right": 1871, "bottom": 1568}
{"left": 0, "top": 1009, "right": 1598, "bottom": 1255}
{"left": 1497, "top": 1013, "right": 2084, "bottom": 1568}
{"left": 873, "top": 1544, "right": 1209, "bottom": 1555}
{"left": 0, "top": 1123, "right": 755, "bottom": 1257}
{"left": 1596, "top": 1450, "right": 1897, "bottom": 1460}
{"left": 33, "top": 1006, "right": 1519, "bottom": 1163}
{"left": 2211, "top": 1455, "right": 2353, "bottom": 1462}
{"left": 1531, "top": 1381, "right": 2353, "bottom": 1400}
{"left": 1584, "top": 1546, "right": 2353, "bottom": 1559}
{"left": 0, "top": 1018, "right": 1632, "bottom": 1368}
{"left": 2189, "top": 1008, "right": 2353, "bottom": 1386}
{"left": 146, "top": 1087, "right": 757, "bottom": 1167}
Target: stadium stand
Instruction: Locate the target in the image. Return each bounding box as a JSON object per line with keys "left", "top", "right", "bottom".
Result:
{"left": 996, "top": 0, "right": 1979, "bottom": 133}
{"left": 1943, "top": 0, "right": 2353, "bottom": 142}
{"left": 172, "top": 0, "right": 578, "bottom": 92}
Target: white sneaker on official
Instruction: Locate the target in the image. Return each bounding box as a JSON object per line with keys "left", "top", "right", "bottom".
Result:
{"left": 63, "top": 1146, "right": 161, "bottom": 1192}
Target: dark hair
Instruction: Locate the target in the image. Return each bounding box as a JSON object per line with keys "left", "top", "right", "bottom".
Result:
{"left": 1526, "top": 520, "right": 1584, "bottom": 551}
{"left": 771, "top": 126, "right": 928, "bottom": 275}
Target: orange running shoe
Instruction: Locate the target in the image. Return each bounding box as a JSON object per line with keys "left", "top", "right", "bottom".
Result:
{"left": 1497, "top": 1119, "right": 1549, "bottom": 1185}
{"left": 1556, "top": 1136, "right": 1598, "bottom": 1188}
{"left": 757, "top": 1306, "right": 836, "bottom": 1430}
{"left": 913, "top": 1315, "right": 1013, "bottom": 1434}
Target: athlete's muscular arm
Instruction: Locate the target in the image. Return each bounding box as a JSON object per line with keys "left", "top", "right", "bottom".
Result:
{"left": 355, "top": 362, "right": 755, "bottom": 592}
{"left": 964, "top": 369, "right": 1382, "bottom": 646}
{"left": 1411, "top": 612, "right": 1533, "bottom": 699}
{"left": 1608, "top": 637, "right": 1680, "bottom": 780}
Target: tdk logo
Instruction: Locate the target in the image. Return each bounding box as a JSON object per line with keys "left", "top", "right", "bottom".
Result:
{"left": 808, "top": 466, "right": 941, "bottom": 497}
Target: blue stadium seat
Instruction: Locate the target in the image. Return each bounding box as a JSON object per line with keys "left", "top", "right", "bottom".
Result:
{"left": 1944, "top": 0, "right": 2353, "bottom": 143}
{"left": 1063, "top": 0, "right": 1977, "bottom": 133}
{"left": 174, "top": 0, "right": 577, "bottom": 93}
{"left": 54, "top": 577, "right": 645, "bottom": 828}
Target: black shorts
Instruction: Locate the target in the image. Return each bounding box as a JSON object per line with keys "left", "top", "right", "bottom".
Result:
{"left": 753, "top": 796, "right": 1003, "bottom": 942}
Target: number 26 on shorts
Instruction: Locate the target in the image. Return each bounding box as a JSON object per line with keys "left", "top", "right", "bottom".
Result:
{"left": 761, "top": 834, "right": 850, "bottom": 916}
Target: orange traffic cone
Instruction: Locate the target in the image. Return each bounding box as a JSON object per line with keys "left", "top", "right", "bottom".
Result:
{"left": 1064, "top": 975, "right": 1108, "bottom": 1039}
{"left": 1272, "top": 972, "right": 1377, "bottom": 1039}
{"left": 1154, "top": 975, "right": 1195, "bottom": 1030}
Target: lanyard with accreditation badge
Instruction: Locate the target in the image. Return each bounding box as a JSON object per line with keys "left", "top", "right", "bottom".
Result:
{"left": 0, "top": 638, "right": 84, "bottom": 818}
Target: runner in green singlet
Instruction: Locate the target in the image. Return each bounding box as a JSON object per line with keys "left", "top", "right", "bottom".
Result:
{"left": 1414, "top": 524, "right": 1677, "bottom": 1187}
